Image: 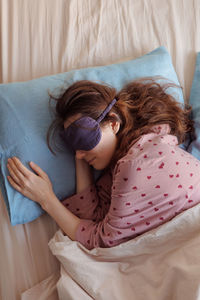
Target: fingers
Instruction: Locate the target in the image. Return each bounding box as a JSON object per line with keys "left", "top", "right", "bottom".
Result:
{"left": 29, "top": 161, "right": 48, "bottom": 179}
{"left": 7, "top": 157, "right": 34, "bottom": 190}
{"left": 7, "top": 157, "right": 27, "bottom": 184}
{"left": 7, "top": 162, "right": 23, "bottom": 185}
{"left": 7, "top": 157, "right": 49, "bottom": 192}
{"left": 7, "top": 175, "right": 23, "bottom": 193}
{"left": 8, "top": 157, "right": 30, "bottom": 178}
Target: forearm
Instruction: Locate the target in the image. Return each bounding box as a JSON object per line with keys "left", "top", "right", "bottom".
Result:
{"left": 75, "top": 157, "right": 94, "bottom": 193}
{"left": 42, "top": 196, "right": 81, "bottom": 240}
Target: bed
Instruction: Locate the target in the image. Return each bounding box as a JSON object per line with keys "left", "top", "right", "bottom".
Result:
{"left": 1, "top": 1, "right": 200, "bottom": 299}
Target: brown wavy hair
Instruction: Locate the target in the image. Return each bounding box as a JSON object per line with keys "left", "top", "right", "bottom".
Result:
{"left": 47, "top": 78, "right": 193, "bottom": 168}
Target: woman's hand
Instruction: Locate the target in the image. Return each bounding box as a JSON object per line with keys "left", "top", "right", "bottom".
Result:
{"left": 7, "top": 157, "right": 56, "bottom": 208}
{"left": 7, "top": 157, "right": 81, "bottom": 240}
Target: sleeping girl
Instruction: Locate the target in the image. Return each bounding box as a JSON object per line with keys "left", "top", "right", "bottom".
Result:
{"left": 7, "top": 78, "right": 200, "bottom": 250}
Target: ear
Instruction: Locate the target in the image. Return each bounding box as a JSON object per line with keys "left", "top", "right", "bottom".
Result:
{"left": 109, "top": 113, "right": 120, "bottom": 134}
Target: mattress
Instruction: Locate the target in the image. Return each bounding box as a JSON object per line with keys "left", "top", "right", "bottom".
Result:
{"left": 1, "top": 1, "right": 200, "bottom": 299}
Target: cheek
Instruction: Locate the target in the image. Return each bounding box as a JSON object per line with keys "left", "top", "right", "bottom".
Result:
{"left": 91, "top": 129, "right": 117, "bottom": 159}
{"left": 99, "top": 138, "right": 117, "bottom": 158}
{"left": 102, "top": 131, "right": 116, "bottom": 146}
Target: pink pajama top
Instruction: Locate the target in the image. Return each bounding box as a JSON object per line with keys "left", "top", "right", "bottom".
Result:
{"left": 62, "top": 124, "right": 200, "bottom": 250}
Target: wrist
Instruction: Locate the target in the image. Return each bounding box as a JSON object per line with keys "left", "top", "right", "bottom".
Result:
{"left": 75, "top": 158, "right": 94, "bottom": 193}
{"left": 40, "top": 194, "right": 59, "bottom": 212}
{"left": 40, "top": 194, "right": 81, "bottom": 240}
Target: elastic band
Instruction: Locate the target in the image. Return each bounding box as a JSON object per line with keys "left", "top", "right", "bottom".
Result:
{"left": 96, "top": 98, "right": 117, "bottom": 123}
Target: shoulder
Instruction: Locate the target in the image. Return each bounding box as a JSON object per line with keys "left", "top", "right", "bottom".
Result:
{"left": 113, "top": 124, "right": 179, "bottom": 178}
{"left": 112, "top": 149, "right": 142, "bottom": 183}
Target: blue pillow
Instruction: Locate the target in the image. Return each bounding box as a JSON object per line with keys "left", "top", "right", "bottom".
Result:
{"left": 187, "top": 52, "right": 200, "bottom": 159}
{"left": 0, "top": 46, "right": 184, "bottom": 225}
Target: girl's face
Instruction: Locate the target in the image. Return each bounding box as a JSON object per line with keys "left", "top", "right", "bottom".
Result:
{"left": 64, "top": 114, "right": 120, "bottom": 170}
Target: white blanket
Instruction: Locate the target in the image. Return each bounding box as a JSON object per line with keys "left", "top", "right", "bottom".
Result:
{"left": 46, "top": 203, "right": 200, "bottom": 300}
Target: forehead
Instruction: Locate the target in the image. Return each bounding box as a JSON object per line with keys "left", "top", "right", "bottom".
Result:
{"left": 63, "top": 113, "right": 82, "bottom": 129}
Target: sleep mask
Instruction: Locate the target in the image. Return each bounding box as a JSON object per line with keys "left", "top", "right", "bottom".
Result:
{"left": 60, "top": 98, "right": 117, "bottom": 151}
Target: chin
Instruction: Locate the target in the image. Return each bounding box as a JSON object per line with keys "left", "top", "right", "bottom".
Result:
{"left": 94, "top": 167, "right": 105, "bottom": 171}
{"left": 92, "top": 161, "right": 109, "bottom": 170}
{"left": 93, "top": 165, "right": 104, "bottom": 170}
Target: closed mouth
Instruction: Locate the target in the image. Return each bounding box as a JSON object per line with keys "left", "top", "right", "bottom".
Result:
{"left": 88, "top": 157, "right": 96, "bottom": 164}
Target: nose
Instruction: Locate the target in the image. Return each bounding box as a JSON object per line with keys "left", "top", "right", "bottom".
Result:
{"left": 75, "top": 150, "right": 86, "bottom": 159}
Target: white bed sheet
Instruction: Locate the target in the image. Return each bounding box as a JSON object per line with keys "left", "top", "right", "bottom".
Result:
{"left": 1, "top": 1, "right": 200, "bottom": 299}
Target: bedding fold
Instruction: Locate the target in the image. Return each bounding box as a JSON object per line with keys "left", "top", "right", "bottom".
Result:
{"left": 48, "top": 203, "right": 200, "bottom": 300}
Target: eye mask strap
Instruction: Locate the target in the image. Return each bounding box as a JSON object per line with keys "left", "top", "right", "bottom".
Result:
{"left": 96, "top": 98, "right": 117, "bottom": 123}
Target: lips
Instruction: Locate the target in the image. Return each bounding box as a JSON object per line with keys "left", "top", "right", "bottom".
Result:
{"left": 88, "top": 157, "right": 96, "bottom": 164}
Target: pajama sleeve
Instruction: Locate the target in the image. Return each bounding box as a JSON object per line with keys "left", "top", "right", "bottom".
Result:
{"left": 62, "top": 170, "right": 112, "bottom": 222}
{"left": 75, "top": 159, "right": 141, "bottom": 249}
